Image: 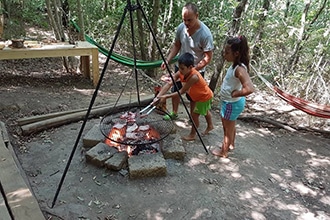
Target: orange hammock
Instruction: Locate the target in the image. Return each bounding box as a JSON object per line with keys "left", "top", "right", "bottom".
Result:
{"left": 253, "top": 67, "right": 330, "bottom": 119}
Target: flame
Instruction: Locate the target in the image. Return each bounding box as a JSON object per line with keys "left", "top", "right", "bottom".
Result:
{"left": 105, "top": 122, "right": 161, "bottom": 156}
{"left": 104, "top": 127, "right": 125, "bottom": 147}
{"left": 145, "top": 128, "right": 160, "bottom": 140}
{"left": 111, "top": 130, "right": 122, "bottom": 142}
{"left": 126, "top": 146, "right": 133, "bottom": 155}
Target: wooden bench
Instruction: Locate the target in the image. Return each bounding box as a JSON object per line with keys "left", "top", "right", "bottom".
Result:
{"left": 0, "top": 122, "right": 45, "bottom": 219}
{"left": 0, "top": 41, "right": 100, "bottom": 86}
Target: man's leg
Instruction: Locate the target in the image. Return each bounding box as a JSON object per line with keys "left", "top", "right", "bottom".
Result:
{"left": 164, "top": 81, "right": 182, "bottom": 120}
{"left": 172, "top": 95, "right": 180, "bottom": 114}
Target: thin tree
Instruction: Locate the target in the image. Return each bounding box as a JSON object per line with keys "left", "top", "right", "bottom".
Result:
{"left": 76, "top": 0, "right": 90, "bottom": 78}
{"left": 251, "top": 0, "right": 270, "bottom": 61}
{"left": 137, "top": 9, "right": 146, "bottom": 62}
{"left": 0, "top": 1, "right": 4, "bottom": 38}
{"left": 45, "top": 0, "right": 71, "bottom": 72}
{"left": 284, "top": 0, "right": 328, "bottom": 75}
{"left": 209, "top": 0, "right": 248, "bottom": 92}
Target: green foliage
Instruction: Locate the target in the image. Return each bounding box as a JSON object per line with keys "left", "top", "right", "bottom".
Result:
{"left": 3, "top": 0, "right": 329, "bottom": 105}
{"left": 21, "top": 0, "right": 49, "bottom": 28}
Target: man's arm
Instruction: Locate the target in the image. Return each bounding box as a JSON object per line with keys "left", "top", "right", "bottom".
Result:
{"left": 161, "top": 41, "right": 181, "bottom": 70}
{"left": 153, "top": 72, "right": 180, "bottom": 103}
{"left": 195, "top": 50, "right": 213, "bottom": 71}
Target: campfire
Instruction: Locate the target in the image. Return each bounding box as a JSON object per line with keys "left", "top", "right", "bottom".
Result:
{"left": 102, "top": 110, "right": 168, "bottom": 156}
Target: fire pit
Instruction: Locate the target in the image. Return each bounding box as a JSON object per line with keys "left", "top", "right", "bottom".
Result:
{"left": 100, "top": 106, "right": 174, "bottom": 156}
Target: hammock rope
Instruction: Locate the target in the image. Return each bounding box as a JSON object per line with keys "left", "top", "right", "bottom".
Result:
{"left": 71, "top": 20, "right": 178, "bottom": 69}
{"left": 252, "top": 65, "right": 330, "bottom": 119}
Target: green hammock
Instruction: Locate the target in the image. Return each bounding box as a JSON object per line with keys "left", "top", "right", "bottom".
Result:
{"left": 71, "top": 21, "right": 178, "bottom": 69}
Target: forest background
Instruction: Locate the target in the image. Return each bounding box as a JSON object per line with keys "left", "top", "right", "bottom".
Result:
{"left": 0, "top": 0, "right": 329, "bottom": 127}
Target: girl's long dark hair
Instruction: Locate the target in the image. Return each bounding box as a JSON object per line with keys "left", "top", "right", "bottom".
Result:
{"left": 227, "top": 35, "right": 250, "bottom": 72}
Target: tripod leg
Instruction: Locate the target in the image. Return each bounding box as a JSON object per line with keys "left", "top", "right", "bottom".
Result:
{"left": 51, "top": 6, "right": 130, "bottom": 208}
{"left": 127, "top": 0, "right": 141, "bottom": 105}
{"left": 136, "top": 0, "right": 209, "bottom": 154}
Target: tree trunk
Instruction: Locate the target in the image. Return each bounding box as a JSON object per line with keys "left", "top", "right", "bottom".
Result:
{"left": 284, "top": 0, "right": 290, "bottom": 19}
{"left": 54, "top": 0, "right": 66, "bottom": 41}
{"left": 160, "top": 0, "right": 174, "bottom": 50}
{"left": 209, "top": 0, "right": 248, "bottom": 92}
{"left": 0, "top": 1, "right": 4, "bottom": 39}
{"left": 284, "top": 0, "right": 327, "bottom": 75}
{"left": 252, "top": 0, "right": 270, "bottom": 61}
{"left": 45, "top": 0, "right": 61, "bottom": 40}
{"left": 137, "top": 9, "right": 146, "bottom": 62}
{"left": 76, "top": 0, "right": 89, "bottom": 78}
{"left": 103, "top": 0, "right": 108, "bottom": 16}
{"left": 77, "top": 0, "right": 85, "bottom": 41}
{"left": 146, "top": 0, "right": 160, "bottom": 77}
{"left": 2, "top": 0, "right": 9, "bottom": 20}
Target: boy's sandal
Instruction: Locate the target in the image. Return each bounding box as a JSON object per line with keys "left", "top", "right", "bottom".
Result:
{"left": 163, "top": 112, "right": 178, "bottom": 121}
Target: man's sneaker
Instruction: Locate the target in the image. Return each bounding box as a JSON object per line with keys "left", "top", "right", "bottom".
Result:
{"left": 163, "top": 112, "right": 178, "bottom": 121}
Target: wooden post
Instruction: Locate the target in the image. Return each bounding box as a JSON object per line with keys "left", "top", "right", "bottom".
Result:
{"left": 0, "top": 12, "right": 4, "bottom": 39}
{"left": 81, "top": 56, "right": 90, "bottom": 78}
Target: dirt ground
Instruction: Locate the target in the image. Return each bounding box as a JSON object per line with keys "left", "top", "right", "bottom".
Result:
{"left": 0, "top": 56, "right": 329, "bottom": 220}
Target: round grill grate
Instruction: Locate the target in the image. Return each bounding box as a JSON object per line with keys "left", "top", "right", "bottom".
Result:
{"left": 100, "top": 106, "right": 174, "bottom": 146}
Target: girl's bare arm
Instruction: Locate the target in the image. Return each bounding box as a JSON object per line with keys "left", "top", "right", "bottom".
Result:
{"left": 232, "top": 66, "right": 254, "bottom": 98}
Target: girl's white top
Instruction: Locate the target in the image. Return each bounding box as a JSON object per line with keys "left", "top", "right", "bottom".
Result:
{"left": 219, "top": 64, "right": 246, "bottom": 102}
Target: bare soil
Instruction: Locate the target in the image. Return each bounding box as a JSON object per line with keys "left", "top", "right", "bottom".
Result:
{"left": 0, "top": 56, "right": 329, "bottom": 220}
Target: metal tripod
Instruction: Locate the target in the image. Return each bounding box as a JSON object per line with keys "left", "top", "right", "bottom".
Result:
{"left": 51, "top": 0, "right": 208, "bottom": 208}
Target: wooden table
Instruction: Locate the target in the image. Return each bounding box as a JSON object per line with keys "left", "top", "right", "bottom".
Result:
{"left": 0, "top": 41, "right": 100, "bottom": 86}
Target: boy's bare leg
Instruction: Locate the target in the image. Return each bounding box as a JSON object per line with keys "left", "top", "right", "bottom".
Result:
{"left": 182, "top": 112, "right": 199, "bottom": 141}
{"left": 202, "top": 110, "right": 214, "bottom": 135}
{"left": 190, "top": 101, "right": 196, "bottom": 115}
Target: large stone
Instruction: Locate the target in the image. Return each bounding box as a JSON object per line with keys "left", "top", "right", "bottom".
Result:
{"left": 162, "top": 135, "right": 186, "bottom": 161}
{"left": 83, "top": 124, "right": 105, "bottom": 149}
{"left": 85, "top": 142, "right": 118, "bottom": 167}
{"left": 105, "top": 151, "right": 128, "bottom": 171}
{"left": 128, "top": 153, "right": 167, "bottom": 179}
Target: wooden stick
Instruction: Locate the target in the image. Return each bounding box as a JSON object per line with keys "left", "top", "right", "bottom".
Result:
{"left": 17, "top": 103, "right": 114, "bottom": 126}
{"left": 239, "top": 115, "right": 297, "bottom": 132}
{"left": 20, "top": 98, "right": 153, "bottom": 135}
{"left": 0, "top": 121, "right": 9, "bottom": 143}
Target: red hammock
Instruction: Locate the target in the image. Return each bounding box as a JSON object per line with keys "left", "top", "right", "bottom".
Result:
{"left": 254, "top": 68, "right": 330, "bottom": 119}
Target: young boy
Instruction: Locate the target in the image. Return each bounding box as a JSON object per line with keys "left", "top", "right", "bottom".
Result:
{"left": 154, "top": 52, "right": 214, "bottom": 141}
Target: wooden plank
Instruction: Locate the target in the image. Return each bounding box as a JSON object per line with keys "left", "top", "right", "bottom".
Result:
{"left": 0, "top": 47, "right": 93, "bottom": 59}
{"left": 0, "top": 187, "right": 12, "bottom": 220}
{"left": 0, "top": 122, "right": 9, "bottom": 143}
{"left": 0, "top": 123, "right": 45, "bottom": 220}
